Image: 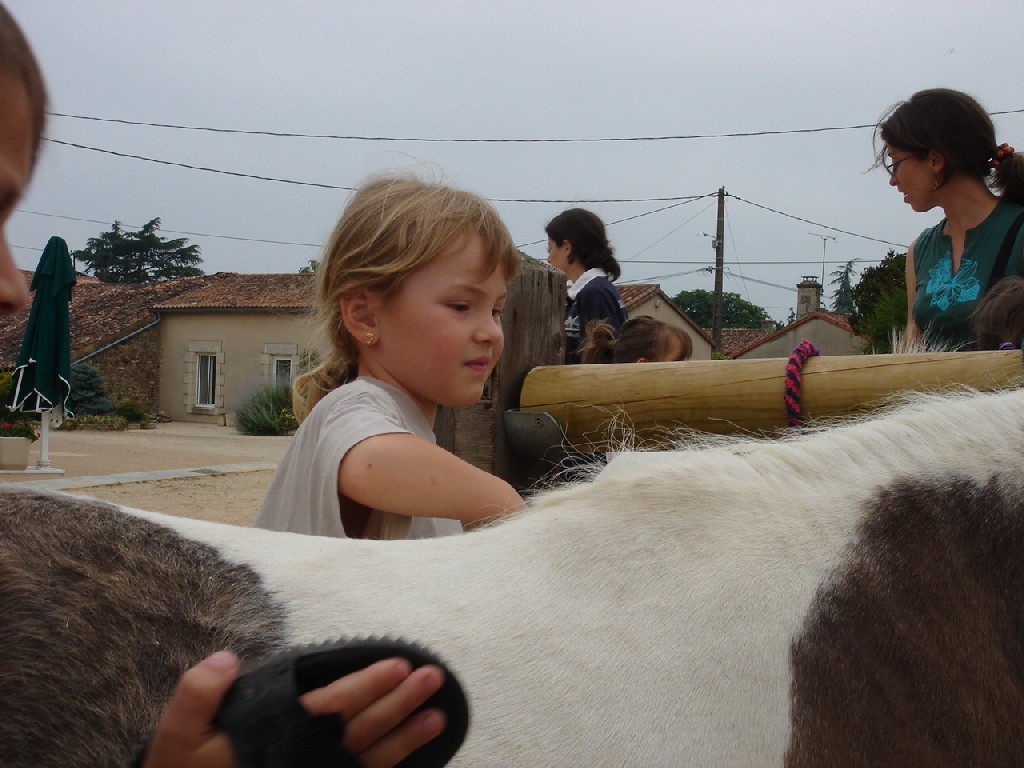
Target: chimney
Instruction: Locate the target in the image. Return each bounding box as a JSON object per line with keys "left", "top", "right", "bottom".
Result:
{"left": 796, "top": 276, "right": 822, "bottom": 319}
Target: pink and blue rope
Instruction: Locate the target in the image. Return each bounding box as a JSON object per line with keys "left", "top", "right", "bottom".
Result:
{"left": 784, "top": 339, "right": 820, "bottom": 431}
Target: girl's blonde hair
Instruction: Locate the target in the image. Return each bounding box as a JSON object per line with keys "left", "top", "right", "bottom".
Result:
{"left": 294, "top": 174, "right": 520, "bottom": 420}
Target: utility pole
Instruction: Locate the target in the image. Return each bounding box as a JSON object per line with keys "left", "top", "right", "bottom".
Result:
{"left": 808, "top": 232, "right": 836, "bottom": 286}
{"left": 712, "top": 187, "right": 725, "bottom": 352}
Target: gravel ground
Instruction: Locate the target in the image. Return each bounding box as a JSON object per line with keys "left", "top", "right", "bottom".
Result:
{"left": 0, "top": 421, "right": 292, "bottom": 526}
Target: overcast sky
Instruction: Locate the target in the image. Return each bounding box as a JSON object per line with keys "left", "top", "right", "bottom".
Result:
{"left": 7, "top": 1, "right": 1022, "bottom": 322}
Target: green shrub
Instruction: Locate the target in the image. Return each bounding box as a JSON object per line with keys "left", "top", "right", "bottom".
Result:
{"left": 59, "top": 414, "right": 129, "bottom": 431}
{"left": 0, "top": 372, "right": 39, "bottom": 438}
{"left": 0, "top": 371, "right": 12, "bottom": 408}
{"left": 235, "top": 384, "right": 298, "bottom": 436}
{"left": 113, "top": 400, "right": 149, "bottom": 424}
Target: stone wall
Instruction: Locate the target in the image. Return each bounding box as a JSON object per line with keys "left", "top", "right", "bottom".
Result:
{"left": 76, "top": 326, "right": 162, "bottom": 414}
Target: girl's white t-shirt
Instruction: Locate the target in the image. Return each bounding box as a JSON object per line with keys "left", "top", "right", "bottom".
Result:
{"left": 254, "top": 377, "right": 464, "bottom": 540}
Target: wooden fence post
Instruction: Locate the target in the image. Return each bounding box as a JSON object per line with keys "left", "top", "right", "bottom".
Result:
{"left": 434, "top": 256, "right": 566, "bottom": 491}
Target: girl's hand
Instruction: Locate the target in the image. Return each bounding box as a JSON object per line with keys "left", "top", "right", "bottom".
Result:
{"left": 142, "top": 651, "right": 445, "bottom": 768}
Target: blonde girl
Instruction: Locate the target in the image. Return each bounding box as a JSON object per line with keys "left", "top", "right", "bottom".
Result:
{"left": 0, "top": 6, "right": 456, "bottom": 762}
{"left": 255, "top": 175, "right": 525, "bottom": 540}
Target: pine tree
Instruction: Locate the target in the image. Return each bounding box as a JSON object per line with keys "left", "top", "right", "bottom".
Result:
{"left": 74, "top": 218, "right": 203, "bottom": 283}
{"left": 68, "top": 363, "right": 114, "bottom": 415}
{"left": 830, "top": 259, "right": 859, "bottom": 314}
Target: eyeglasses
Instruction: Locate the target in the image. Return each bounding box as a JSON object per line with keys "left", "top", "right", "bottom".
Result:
{"left": 883, "top": 154, "right": 915, "bottom": 177}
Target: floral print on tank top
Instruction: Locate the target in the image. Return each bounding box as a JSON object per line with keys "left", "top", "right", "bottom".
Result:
{"left": 926, "top": 254, "right": 980, "bottom": 311}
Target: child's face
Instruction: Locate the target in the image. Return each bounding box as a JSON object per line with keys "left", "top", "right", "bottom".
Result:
{"left": 362, "top": 234, "right": 507, "bottom": 418}
{"left": 0, "top": 72, "right": 33, "bottom": 317}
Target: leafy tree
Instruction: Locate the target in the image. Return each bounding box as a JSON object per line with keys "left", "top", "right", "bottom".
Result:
{"left": 830, "top": 259, "right": 859, "bottom": 314}
{"left": 670, "top": 288, "right": 771, "bottom": 328}
{"left": 298, "top": 259, "right": 319, "bottom": 274}
{"left": 849, "top": 250, "right": 907, "bottom": 353}
{"left": 74, "top": 218, "right": 203, "bottom": 283}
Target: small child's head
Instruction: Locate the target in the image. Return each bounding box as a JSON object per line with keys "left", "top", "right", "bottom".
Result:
{"left": 972, "top": 276, "right": 1024, "bottom": 351}
{"left": 0, "top": 3, "right": 47, "bottom": 317}
{"left": 580, "top": 315, "right": 692, "bottom": 364}
{"left": 295, "top": 175, "right": 519, "bottom": 417}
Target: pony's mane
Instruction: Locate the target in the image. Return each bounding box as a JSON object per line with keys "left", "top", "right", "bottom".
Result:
{"left": 527, "top": 387, "right": 1024, "bottom": 517}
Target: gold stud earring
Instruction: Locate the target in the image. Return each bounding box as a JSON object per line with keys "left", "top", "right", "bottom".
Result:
{"left": 365, "top": 331, "right": 375, "bottom": 345}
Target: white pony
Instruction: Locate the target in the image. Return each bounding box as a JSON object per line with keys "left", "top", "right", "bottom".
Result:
{"left": 2, "top": 387, "right": 1023, "bottom": 767}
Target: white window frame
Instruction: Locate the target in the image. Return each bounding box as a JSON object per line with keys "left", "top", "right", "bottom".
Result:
{"left": 185, "top": 340, "right": 223, "bottom": 413}
{"left": 196, "top": 353, "right": 218, "bottom": 406}
{"left": 271, "top": 356, "right": 294, "bottom": 388}
{"left": 262, "top": 343, "right": 299, "bottom": 388}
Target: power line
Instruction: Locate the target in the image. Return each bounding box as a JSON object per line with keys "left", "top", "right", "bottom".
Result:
{"left": 628, "top": 200, "right": 716, "bottom": 260}
{"left": 515, "top": 196, "right": 713, "bottom": 249}
{"left": 15, "top": 209, "right": 322, "bottom": 248}
{"left": 36, "top": 139, "right": 915, "bottom": 249}
{"left": 722, "top": 269, "right": 796, "bottom": 292}
{"left": 609, "top": 258, "right": 883, "bottom": 266}
{"left": 727, "top": 194, "right": 908, "bottom": 248}
{"left": 43, "top": 138, "right": 707, "bottom": 204}
{"left": 44, "top": 138, "right": 353, "bottom": 191}
{"left": 46, "top": 108, "right": 1024, "bottom": 143}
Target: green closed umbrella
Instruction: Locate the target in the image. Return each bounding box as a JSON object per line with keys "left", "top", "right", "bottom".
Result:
{"left": 8, "top": 236, "right": 76, "bottom": 469}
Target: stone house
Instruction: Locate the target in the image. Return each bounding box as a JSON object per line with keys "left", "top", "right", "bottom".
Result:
{"left": 730, "top": 278, "right": 864, "bottom": 359}
{"left": 0, "top": 272, "right": 318, "bottom": 423}
{"left": 152, "top": 273, "right": 317, "bottom": 424}
{"left": 731, "top": 311, "right": 863, "bottom": 359}
{"left": 1, "top": 271, "right": 203, "bottom": 412}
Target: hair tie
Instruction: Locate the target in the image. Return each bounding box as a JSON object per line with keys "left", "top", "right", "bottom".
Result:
{"left": 991, "top": 143, "right": 1015, "bottom": 169}
{"left": 998, "top": 341, "right": 1016, "bottom": 350}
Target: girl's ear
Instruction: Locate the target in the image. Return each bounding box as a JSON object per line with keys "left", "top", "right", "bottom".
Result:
{"left": 340, "top": 289, "right": 382, "bottom": 339}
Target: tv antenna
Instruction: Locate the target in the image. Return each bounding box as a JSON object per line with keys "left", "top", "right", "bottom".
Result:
{"left": 808, "top": 232, "right": 836, "bottom": 285}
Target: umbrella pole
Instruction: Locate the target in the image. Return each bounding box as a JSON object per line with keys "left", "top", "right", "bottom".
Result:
{"left": 35, "top": 409, "right": 53, "bottom": 469}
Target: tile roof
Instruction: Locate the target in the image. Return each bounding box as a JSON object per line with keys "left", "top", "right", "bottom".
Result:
{"left": 152, "top": 272, "right": 313, "bottom": 311}
{"left": 0, "top": 276, "right": 204, "bottom": 366}
{"left": 618, "top": 283, "right": 660, "bottom": 309}
{"left": 0, "top": 272, "right": 315, "bottom": 367}
{"left": 619, "top": 283, "right": 712, "bottom": 343}
{"left": 709, "top": 327, "right": 773, "bottom": 357}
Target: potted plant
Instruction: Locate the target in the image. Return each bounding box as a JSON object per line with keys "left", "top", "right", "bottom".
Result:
{"left": 0, "top": 420, "right": 38, "bottom": 470}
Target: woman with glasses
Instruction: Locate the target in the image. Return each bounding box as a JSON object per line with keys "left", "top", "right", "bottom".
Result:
{"left": 876, "top": 88, "right": 1024, "bottom": 349}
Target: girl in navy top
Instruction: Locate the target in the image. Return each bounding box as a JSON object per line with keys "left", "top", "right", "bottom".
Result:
{"left": 545, "top": 208, "right": 628, "bottom": 363}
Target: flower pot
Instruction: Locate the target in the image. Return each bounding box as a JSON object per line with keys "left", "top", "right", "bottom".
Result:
{"left": 0, "top": 436, "right": 31, "bottom": 471}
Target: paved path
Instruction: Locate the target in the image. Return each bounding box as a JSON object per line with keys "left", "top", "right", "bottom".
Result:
{"left": 12, "top": 462, "right": 278, "bottom": 490}
{"left": 0, "top": 421, "right": 291, "bottom": 489}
